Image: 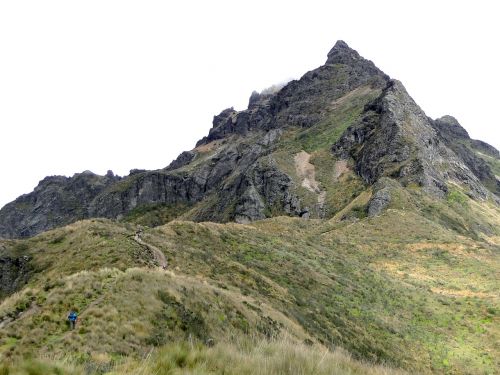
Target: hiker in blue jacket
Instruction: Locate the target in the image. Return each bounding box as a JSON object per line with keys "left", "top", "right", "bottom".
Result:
{"left": 68, "top": 310, "right": 78, "bottom": 330}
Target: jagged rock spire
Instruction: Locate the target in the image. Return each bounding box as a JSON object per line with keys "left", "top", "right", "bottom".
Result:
{"left": 326, "top": 40, "right": 362, "bottom": 65}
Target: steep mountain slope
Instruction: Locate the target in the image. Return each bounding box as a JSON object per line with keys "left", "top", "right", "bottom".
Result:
{"left": 2, "top": 41, "right": 497, "bottom": 239}
{"left": 432, "top": 115, "right": 500, "bottom": 195}
{"left": 0, "top": 41, "right": 500, "bottom": 374}
{"left": 333, "top": 80, "right": 489, "bottom": 200}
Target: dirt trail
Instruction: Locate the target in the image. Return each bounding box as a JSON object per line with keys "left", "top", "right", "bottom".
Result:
{"left": 134, "top": 232, "right": 168, "bottom": 269}
{"left": 294, "top": 151, "right": 326, "bottom": 206}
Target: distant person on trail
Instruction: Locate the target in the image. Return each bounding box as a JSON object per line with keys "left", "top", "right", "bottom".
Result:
{"left": 68, "top": 310, "right": 78, "bottom": 330}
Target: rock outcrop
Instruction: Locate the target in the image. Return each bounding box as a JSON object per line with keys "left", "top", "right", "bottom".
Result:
{"left": 432, "top": 116, "right": 500, "bottom": 195}
{"left": 0, "top": 172, "right": 120, "bottom": 238}
{"left": 0, "top": 252, "right": 32, "bottom": 299}
{"left": 0, "top": 41, "right": 498, "bottom": 238}
{"left": 333, "top": 80, "right": 491, "bottom": 199}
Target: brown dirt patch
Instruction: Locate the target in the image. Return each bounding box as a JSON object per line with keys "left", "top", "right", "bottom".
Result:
{"left": 294, "top": 151, "right": 326, "bottom": 206}
{"left": 194, "top": 140, "right": 222, "bottom": 153}
{"left": 334, "top": 160, "right": 349, "bottom": 180}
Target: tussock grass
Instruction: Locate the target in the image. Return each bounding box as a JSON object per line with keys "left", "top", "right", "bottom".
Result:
{"left": 114, "top": 337, "right": 404, "bottom": 375}
{"left": 0, "top": 360, "right": 83, "bottom": 375}
{"left": 0, "top": 337, "right": 403, "bottom": 375}
{"left": 1, "top": 194, "right": 499, "bottom": 374}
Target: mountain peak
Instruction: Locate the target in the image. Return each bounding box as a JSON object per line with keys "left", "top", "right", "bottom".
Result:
{"left": 434, "top": 115, "right": 470, "bottom": 139}
{"left": 0, "top": 40, "right": 498, "bottom": 239}
{"left": 330, "top": 39, "right": 351, "bottom": 50}
{"left": 326, "top": 40, "right": 361, "bottom": 64}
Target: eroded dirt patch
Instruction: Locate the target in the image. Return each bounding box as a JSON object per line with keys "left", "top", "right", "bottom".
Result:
{"left": 334, "top": 160, "right": 349, "bottom": 180}
{"left": 294, "top": 151, "right": 325, "bottom": 206}
{"left": 194, "top": 140, "right": 223, "bottom": 153}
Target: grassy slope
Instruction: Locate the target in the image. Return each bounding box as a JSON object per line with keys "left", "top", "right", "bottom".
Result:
{"left": 0, "top": 338, "right": 404, "bottom": 375}
{"left": 0, "top": 189, "right": 498, "bottom": 374}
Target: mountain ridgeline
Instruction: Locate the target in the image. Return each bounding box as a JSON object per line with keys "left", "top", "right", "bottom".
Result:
{"left": 1, "top": 41, "right": 500, "bottom": 374}
{"left": 0, "top": 40, "right": 499, "bottom": 239}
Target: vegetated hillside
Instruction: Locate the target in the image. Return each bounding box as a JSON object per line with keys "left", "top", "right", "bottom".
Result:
{"left": 0, "top": 186, "right": 499, "bottom": 374}
{"left": 1, "top": 41, "right": 498, "bottom": 239}
{"left": 0, "top": 40, "right": 499, "bottom": 374}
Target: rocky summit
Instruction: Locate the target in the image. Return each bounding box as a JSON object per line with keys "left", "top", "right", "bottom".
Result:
{"left": 1, "top": 41, "right": 498, "bottom": 239}
{"left": 0, "top": 41, "right": 499, "bottom": 375}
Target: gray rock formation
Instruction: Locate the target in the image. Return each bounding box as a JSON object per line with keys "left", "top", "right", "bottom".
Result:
{"left": 0, "top": 253, "right": 32, "bottom": 299}
{"left": 368, "top": 178, "right": 396, "bottom": 217}
{"left": 0, "top": 40, "right": 498, "bottom": 238}
{"left": 432, "top": 116, "right": 499, "bottom": 194}
{"left": 165, "top": 151, "right": 197, "bottom": 171}
{"left": 333, "top": 80, "right": 491, "bottom": 199}
{"left": 0, "top": 172, "right": 120, "bottom": 238}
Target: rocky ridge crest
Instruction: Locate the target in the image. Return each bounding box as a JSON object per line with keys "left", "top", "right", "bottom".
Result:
{"left": 0, "top": 41, "right": 498, "bottom": 238}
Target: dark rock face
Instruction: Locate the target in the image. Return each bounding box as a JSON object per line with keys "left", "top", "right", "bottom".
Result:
{"left": 333, "top": 80, "right": 490, "bottom": 199}
{"left": 268, "top": 43, "right": 388, "bottom": 130}
{"left": 0, "top": 253, "right": 32, "bottom": 299}
{"left": 0, "top": 172, "right": 120, "bottom": 238}
{"left": 471, "top": 140, "right": 499, "bottom": 158}
{"left": 248, "top": 91, "right": 263, "bottom": 108}
{"left": 219, "top": 160, "right": 302, "bottom": 223}
{"left": 432, "top": 116, "right": 500, "bottom": 194}
{"left": 326, "top": 40, "right": 380, "bottom": 73}
{"left": 433, "top": 115, "right": 470, "bottom": 138}
{"left": 0, "top": 40, "right": 498, "bottom": 238}
{"left": 88, "top": 172, "right": 205, "bottom": 219}
{"left": 165, "top": 151, "right": 197, "bottom": 171}
{"left": 197, "top": 40, "right": 389, "bottom": 147}
{"left": 368, "top": 178, "right": 396, "bottom": 217}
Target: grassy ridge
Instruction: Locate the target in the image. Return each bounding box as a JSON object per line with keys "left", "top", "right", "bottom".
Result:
{"left": 0, "top": 190, "right": 499, "bottom": 374}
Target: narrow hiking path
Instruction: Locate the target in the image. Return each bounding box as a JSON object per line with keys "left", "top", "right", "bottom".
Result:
{"left": 134, "top": 232, "right": 168, "bottom": 269}
{"left": 1, "top": 236, "right": 168, "bottom": 339}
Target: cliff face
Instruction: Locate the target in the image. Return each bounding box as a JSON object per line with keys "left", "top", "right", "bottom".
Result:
{"left": 431, "top": 115, "right": 500, "bottom": 195}
{"left": 0, "top": 41, "right": 498, "bottom": 238}
{"left": 333, "top": 80, "right": 490, "bottom": 200}
{"left": 0, "top": 242, "right": 32, "bottom": 299}
{"left": 0, "top": 171, "right": 120, "bottom": 238}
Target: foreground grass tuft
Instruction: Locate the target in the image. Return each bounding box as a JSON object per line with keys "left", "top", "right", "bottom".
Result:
{"left": 0, "top": 338, "right": 403, "bottom": 375}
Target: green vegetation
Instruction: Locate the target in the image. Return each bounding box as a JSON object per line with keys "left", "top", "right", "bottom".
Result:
{"left": 0, "top": 338, "right": 403, "bottom": 375}
{"left": 276, "top": 85, "right": 381, "bottom": 155}
{"left": 0, "top": 360, "right": 83, "bottom": 375}
{"left": 2, "top": 41, "right": 499, "bottom": 375}
{"left": 115, "top": 337, "right": 405, "bottom": 375}
{"left": 0, "top": 191, "right": 498, "bottom": 374}
{"left": 446, "top": 189, "right": 467, "bottom": 205}
{"left": 123, "top": 202, "right": 191, "bottom": 227}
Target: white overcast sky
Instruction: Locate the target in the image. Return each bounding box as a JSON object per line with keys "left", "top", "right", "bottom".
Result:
{"left": 0, "top": 0, "right": 499, "bottom": 209}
